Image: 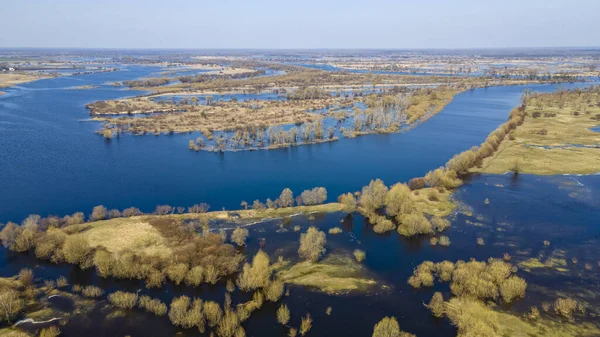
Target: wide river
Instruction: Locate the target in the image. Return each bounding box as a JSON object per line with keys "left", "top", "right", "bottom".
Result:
{"left": 0, "top": 67, "right": 589, "bottom": 222}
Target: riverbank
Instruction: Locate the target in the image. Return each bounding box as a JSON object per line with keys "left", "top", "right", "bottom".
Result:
{"left": 475, "top": 87, "right": 600, "bottom": 175}
{"left": 0, "top": 73, "right": 50, "bottom": 88}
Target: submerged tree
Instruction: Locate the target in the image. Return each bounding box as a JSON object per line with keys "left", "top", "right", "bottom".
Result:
{"left": 237, "top": 250, "right": 271, "bottom": 291}
{"left": 372, "top": 316, "right": 415, "bottom": 337}
{"left": 298, "top": 227, "right": 326, "bottom": 262}
{"left": 231, "top": 227, "right": 249, "bottom": 247}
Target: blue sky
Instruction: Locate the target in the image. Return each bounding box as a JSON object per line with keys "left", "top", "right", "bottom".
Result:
{"left": 1, "top": 0, "right": 599, "bottom": 49}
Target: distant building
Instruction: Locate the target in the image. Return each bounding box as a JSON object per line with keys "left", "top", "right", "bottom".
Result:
{"left": 8, "top": 68, "right": 15, "bottom": 71}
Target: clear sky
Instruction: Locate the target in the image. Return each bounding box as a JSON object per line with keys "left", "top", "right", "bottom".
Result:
{"left": 1, "top": 0, "right": 599, "bottom": 49}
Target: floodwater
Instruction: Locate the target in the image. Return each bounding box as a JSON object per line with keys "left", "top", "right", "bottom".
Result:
{"left": 0, "top": 67, "right": 590, "bottom": 223}
{"left": 2, "top": 173, "right": 599, "bottom": 337}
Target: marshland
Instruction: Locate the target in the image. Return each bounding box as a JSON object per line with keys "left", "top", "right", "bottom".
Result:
{"left": 1, "top": 47, "right": 600, "bottom": 337}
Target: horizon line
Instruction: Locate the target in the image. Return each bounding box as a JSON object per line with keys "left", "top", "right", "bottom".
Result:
{"left": 1, "top": 46, "right": 600, "bottom": 51}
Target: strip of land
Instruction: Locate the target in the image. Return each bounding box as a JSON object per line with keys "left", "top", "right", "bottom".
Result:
{"left": 474, "top": 87, "right": 600, "bottom": 175}
{"left": 0, "top": 73, "right": 50, "bottom": 88}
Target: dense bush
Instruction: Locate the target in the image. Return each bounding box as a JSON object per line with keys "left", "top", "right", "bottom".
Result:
{"left": 427, "top": 292, "right": 444, "bottom": 318}
{"left": 166, "top": 263, "right": 189, "bottom": 285}
{"left": 279, "top": 188, "right": 295, "bottom": 207}
{"left": 372, "top": 216, "right": 396, "bottom": 233}
{"left": 408, "top": 177, "right": 426, "bottom": 190}
{"left": 408, "top": 261, "right": 435, "bottom": 288}
{"left": 62, "top": 235, "right": 93, "bottom": 267}
{"left": 359, "top": 179, "right": 389, "bottom": 213}
{"left": 338, "top": 193, "right": 357, "bottom": 212}
{"left": 277, "top": 304, "right": 290, "bottom": 325}
{"left": 168, "top": 296, "right": 204, "bottom": 329}
{"left": 185, "top": 266, "right": 205, "bottom": 286}
{"left": 328, "top": 227, "right": 342, "bottom": 234}
{"left": 108, "top": 291, "right": 138, "bottom": 309}
{"left": 444, "top": 297, "right": 500, "bottom": 337}
{"left": 300, "top": 187, "right": 327, "bottom": 206}
{"left": 217, "top": 309, "right": 242, "bottom": 337}
{"left": 353, "top": 249, "right": 366, "bottom": 262}
{"left": 431, "top": 217, "right": 451, "bottom": 232}
{"left": 81, "top": 285, "right": 104, "bottom": 298}
{"left": 39, "top": 326, "right": 61, "bottom": 337}
{"left": 397, "top": 212, "right": 432, "bottom": 237}
{"left": 300, "top": 314, "right": 312, "bottom": 336}
{"left": 204, "top": 300, "right": 223, "bottom": 327}
{"left": 18, "top": 269, "right": 34, "bottom": 287}
{"left": 438, "top": 236, "right": 451, "bottom": 246}
{"left": 499, "top": 276, "right": 527, "bottom": 303}
{"left": 554, "top": 298, "right": 578, "bottom": 319}
{"left": 298, "top": 227, "right": 326, "bottom": 262}
{"left": 0, "top": 289, "right": 24, "bottom": 323}
{"left": 372, "top": 316, "right": 415, "bottom": 337}
{"left": 237, "top": 250, "right": 271, "bottom": 291}
{"left": 231, "top": 227, "right": 249, "bottom": 247}
{"left": 139, "top": 295, "right": 168, "bottom": 316}
{"left": 89, "top": 205, "right": 108, "bottom": 221}
{"left": 385, "top": 183, "right": 414, "bottom": 217}
{"left": 122, "top": 207, "right": 142, "bottom": 217}
{"left": 265, "top": 280, "right": 284, "bottom": 302}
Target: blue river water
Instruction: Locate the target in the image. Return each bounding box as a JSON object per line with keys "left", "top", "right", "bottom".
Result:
{"left": 0, "top": 67, "right": 590, "bottom": 223}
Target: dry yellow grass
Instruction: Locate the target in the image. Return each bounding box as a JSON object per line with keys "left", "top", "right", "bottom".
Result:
{"left": 79, "top": 218, "right": 171, "bottom": 258}
{"left": 409, "top": 187, "right": 455, "bottom": 217}
{"left": 445, "top": 297, "right": 600, "bottom": 337}
{"left": 89, "top": 96, "right": 345, "bottom": 134}
{"left": 66, "top": 203, "right": 343, "bottom": 261}
{"left": 0, "top": 73, "right": 49, "bottom": 88}
{"left": 477, "top": 93, "right": 600, "bottom": 175}
{"left": 277, "top": 254, "right": 376, "bottom": 294}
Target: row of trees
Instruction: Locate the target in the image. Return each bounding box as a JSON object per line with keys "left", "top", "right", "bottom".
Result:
{"left": 240, "top": 187, "right": 327, "bottom": 211}
{"left": 4, "top": 203, "right": 212, "bottom": 231}
{"left": 178, "top": 69, "right": 267, "bottom": 84}
{"left": 191, "top": 120, "right": 337, "bottom": 152}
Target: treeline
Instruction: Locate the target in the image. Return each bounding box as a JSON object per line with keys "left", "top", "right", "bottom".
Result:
{"left": 189, "top": 121, "right": 336, "bottom": 152}
{"left": 240, "top": 187, "right": 327, "bottom": 210}
{"left": 178, "top": 69, "right": 267, "bottom": 84}
{"left": 341, "top": 86, "right": 457, "bottom": 138}
{"left": 286, "top": 86, "right": 330, "bottom": 100}
{"left": 523, "top": 85, "right": 600, "bottom": 116}
{"left": 123, "top": 78, "right": 172, "bottom": 87}
{"left": 0, "top": 203, "right": 211, "bottom": 232}
{"left": 348, "top": 94, "right": 408, "bottom": 135}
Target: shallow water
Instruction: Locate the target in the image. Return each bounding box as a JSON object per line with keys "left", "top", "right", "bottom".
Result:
{"left": 0, "top": 70, "right": 590, "bottom": 223}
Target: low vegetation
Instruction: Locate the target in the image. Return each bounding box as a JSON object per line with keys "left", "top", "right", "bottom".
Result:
{"left": 475, "top": 86, "right": 600, "bottom": 174}
{"left": 139, "top": 295, "right": 168, "bottom": 316}
{"left": 372, "top": 316, "right": 415, "bottom": 337}
{"left": 277, "top": 254, "right": 376, "bottom": 294}
{"left": 408, "top": 258, "right": 526, "bottom": 303}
